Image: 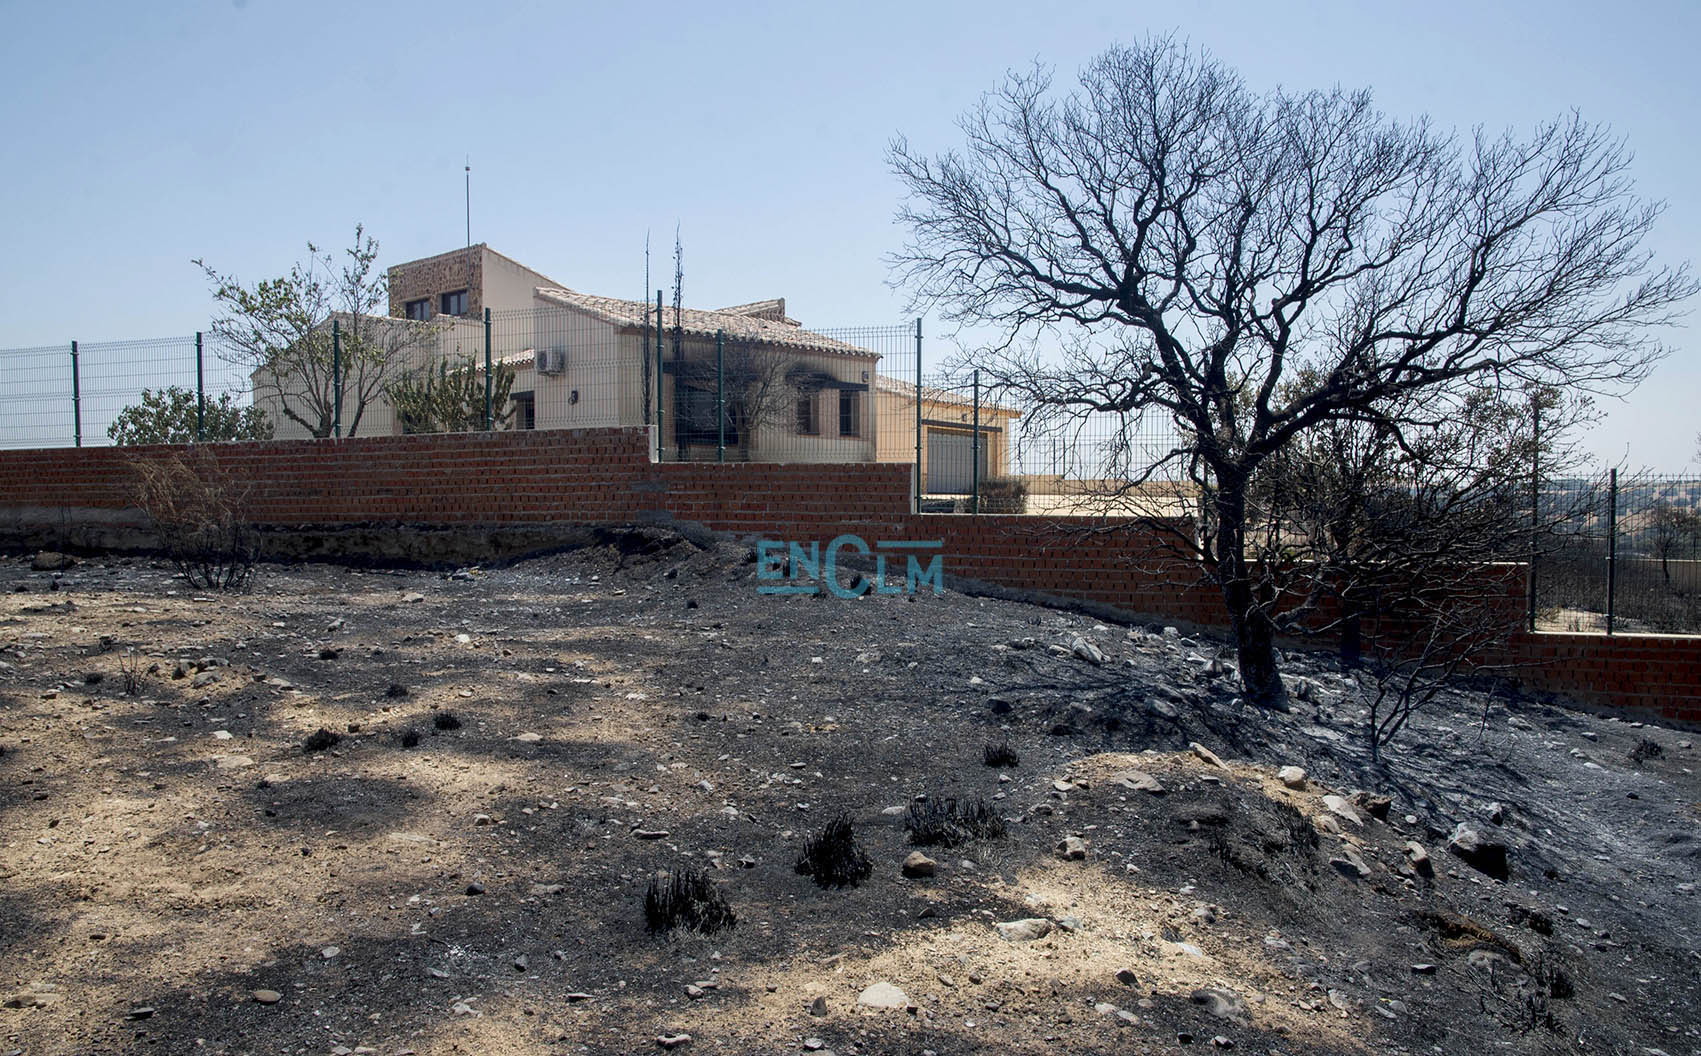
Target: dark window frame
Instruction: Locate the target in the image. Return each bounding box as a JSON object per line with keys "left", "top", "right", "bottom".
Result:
{"left": 510, "top": 390, "right": 536, "bottom": 431}
{"left": 838, "top": 389, "right": 860, "bottom": 437}
{"left": 796, "top": 393, "right": 819, "bottom": 435}
{"left": 403, "top": 298, "right": 431, "bottom": 321}
{"left": 440, "top": 289, "right": 469, "bottom": 316}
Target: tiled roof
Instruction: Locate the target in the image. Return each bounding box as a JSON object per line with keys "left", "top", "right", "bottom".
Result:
{"left": 534, "top": 288, "right": 874, "bottom": 359}
{"left": 716, "top": 298, "right": 799, "bottom": 325}
{"left": 872, "top": 373, "right": 1021, "bottom": 418}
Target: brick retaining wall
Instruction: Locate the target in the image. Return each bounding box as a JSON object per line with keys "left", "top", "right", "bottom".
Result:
{"left": 4, "top": 426, "right": 1695, "bottom": 724}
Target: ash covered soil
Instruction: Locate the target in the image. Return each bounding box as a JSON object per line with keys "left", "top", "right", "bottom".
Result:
{"left": 0, "top": 529, "right": 1697, "bottom": 1056}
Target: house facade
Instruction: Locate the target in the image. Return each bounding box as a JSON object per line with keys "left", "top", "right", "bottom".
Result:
{"left": 260, "top": 245, "right": 878, "bottom": 460}
{"left": 873, "top": 375, "right": 1022, "bottom": 494}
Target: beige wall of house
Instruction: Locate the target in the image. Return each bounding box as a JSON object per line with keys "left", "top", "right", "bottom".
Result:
{"left": 648, "top": 338, "right": 878, "bottom": 462}
{"left": 510, "top": 307, "right": 625, "bottom": 430}
{"left": 874, "top": 386, "right": 1018, "bottom": 488}
{"left": 257, "top": 316, "right": 494, "bottom": 440}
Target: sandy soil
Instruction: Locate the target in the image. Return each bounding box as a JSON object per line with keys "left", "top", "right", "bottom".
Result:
{"left": 1, "top": 532, "right": 1697, "bottom": 1056}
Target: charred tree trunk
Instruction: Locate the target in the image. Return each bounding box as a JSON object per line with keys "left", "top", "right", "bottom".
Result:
{"left": 1211, "top": 475, "right": 1288, "bottom": 709}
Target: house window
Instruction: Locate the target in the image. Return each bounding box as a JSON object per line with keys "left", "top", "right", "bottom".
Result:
{"left": 403, "top": 298, "right": 431, "bottom": 321}
{"left": 796, "top": 393, "right": 819, "bottom": 435}
{"left": 510, "top": 391, "right": 535, "bottom": 431}
{"left": 440, "top": 289, "right": 469, "bottom": 316}
{"left": 838, "top": 389, "right": 860, "bottom": 437}
{"left": 676, "top": 385, "right": 738, "bottom": 446}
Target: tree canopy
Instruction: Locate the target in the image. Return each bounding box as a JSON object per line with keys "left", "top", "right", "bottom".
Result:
{"left": 196, "top": 225, "right": 430, "bottom": 438}
{"left": 891, "top": 38, "right": 1696, "bottom": 705}
{"left": 107, "top": 386, "right": 274, "bottom": 446}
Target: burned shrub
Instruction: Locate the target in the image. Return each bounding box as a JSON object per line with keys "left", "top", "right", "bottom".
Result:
{"left": 982, "top": 741, "right": 1020, "bottom": 768}
{"left": 644, "top": 868, "right": 736, "bottom": 935}
{"left": 977, "top": 477, "right": 1030, "bottom": 514}
{"left": 433, "top": 712, "right": 463, "bottom": 731}
{"left": 130, "top": 451, "right": 256, "bottom": 591}
{"left": 399, "top": 729, "right": 421, "bottom": 749}
{"left": 303, "top": 728, "right": 342, "bottom": 753}
{"left": 794, "top": 815, "right": 873, "bottom": 888}
{"left": 1204, "top": 797, "right": 1318, "bottom": 885}
{"left": 905, "top": 796, "right": 1007, "bottom": 848}
{"left": 1629, "top": 738, "right": 1664, "bottom": 766}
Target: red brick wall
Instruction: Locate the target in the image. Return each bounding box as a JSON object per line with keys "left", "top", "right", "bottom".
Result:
{"left": 3, "top": 427, "right": 1696, "bottom": 724}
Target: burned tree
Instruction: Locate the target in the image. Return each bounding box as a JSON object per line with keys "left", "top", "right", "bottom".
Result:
{"left": 891, "top": 38, "right": 1695, "bottom": 706}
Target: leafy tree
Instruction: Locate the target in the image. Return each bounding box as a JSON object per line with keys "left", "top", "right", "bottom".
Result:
{"left": 891, "top": 39, "right": 1696, "bottom": 707}
{"left": 196, "top": 225, "right": 430, "bottom": 438}
{"left": 107, "top": 386, "right": 274, "bottom": 446}
{"left": 386, "top": 354, "right": 516, "bottom": 434}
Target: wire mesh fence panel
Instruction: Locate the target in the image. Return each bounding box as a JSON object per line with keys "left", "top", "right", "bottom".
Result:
{"left": 0, "top": 345, "right": 78, "bottom": 449}
{"left": 1534, "top": 473, "right": 1701, "bottom": 635}
{"left": 1612, "top": 474, "right": 1701, "bottom": 633}
{"left": 76, "top": 336, "right": 201, "bottom": 445}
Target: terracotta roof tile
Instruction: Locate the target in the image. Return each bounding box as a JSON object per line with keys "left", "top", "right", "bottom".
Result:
{"left": 534, "top": 288, "right": 873, "bottom": 359}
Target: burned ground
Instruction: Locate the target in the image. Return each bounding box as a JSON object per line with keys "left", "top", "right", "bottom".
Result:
{"left": 0, "top": 535, "right": 1696, "bottom": 1055}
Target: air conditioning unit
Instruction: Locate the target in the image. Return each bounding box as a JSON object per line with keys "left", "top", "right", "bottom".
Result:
{"left": 536, "top": 347, "right": 567, "bottom": 375}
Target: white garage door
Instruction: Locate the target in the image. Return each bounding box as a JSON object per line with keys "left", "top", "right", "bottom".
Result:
{"left": 927, "top": 430, "right": 986, "bottom": 494}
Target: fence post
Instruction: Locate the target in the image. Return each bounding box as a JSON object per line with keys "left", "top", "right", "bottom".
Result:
{"left": 483, "top": 308, "right": 493, "bottom": 430}
{"left": 195, "top": 332, "right": 205, "bottom": 442}
{"left": 332, "top": 320, "right": 342, "bottom": 439}
{"left": 1528, "top": 400, "right": 1539, "bottom": 631}
{"left": 1606, "top": 467, "right": 1618, "bottom": 636}
{"left": 971, "top": 368, "right": 981, "bottom": 515}
{"left": 715, "top": 329, "right": 725, "bottom": 462}
{"left": 655, "top": 290, "right": 664, "bottom": 460}
{"left": 70, "top": 341, "right": 82, "bottom": 447}
{"left": 914, "top": 318, "right": 923, "bottom": 508}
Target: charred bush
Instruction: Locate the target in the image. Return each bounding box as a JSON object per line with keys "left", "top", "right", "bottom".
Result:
{"left": 1628, "top": 738, "right": 1664, "bottom": 766}
{"left": 905, "top": 796, "right": 1007, "bottom": 848}
{"left": 982, "top": 741, "right": 1020, "bottom": 768}
{"left": 644, "top": 868, "right": 736, "bottom": 935}
{"left": 130, "top": 451, "right": 256, "bottom": 592}
{"left": 794, "top": 815, "right": 873, "bottom": 888}
{"left": 303, "top": 728, "right": 342, "bottom": 753}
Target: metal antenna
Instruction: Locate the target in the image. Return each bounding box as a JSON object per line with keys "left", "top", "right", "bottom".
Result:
{"left": 465, "top": 157, "right": 472, "bottom": 305}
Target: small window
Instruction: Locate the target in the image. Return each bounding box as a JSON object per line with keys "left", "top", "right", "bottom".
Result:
{"left": 510, "top": 391, "right": 535, "bottom": 431}
{"left": 403, "top": 298, "right": 431, "bottom": 321}
{"left": 796, "top": 393, "right": 819, "bottom": 435}
{"left": 440, "top": 289, "right": 469, "bottom": 316}
{"left": 838, "top": 390, "right": 860, "bottom": 437}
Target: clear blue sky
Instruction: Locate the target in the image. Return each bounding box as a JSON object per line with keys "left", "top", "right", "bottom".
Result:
{"left": 2, "top": 0, "right": 1696, "bottom": 468}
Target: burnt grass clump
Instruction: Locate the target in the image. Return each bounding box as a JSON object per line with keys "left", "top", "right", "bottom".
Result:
{"left": 906, "top": 796, "right": 1007, "bottom": 848}
{"left": 400, "top": 729, "right": 421, "bottom": 749}
{"left": 1205, "top": 797, "right": 1318, "bottom": 883}
{"left": 1629, "top": 738, "right": 1664, "bottom": 766}
{"left": 433, "top": 712, "right": 463, "bottom": 731}
{"left": 794, "top": 815, "right": 873, "bottom": 888}
{"left": 982, "top": 740, "right": 1020, "bottom": 768}
{"left": 644, "top": 868, "right": 736, "bottom": 935}
{"left": 302, "top": 728, "right": 342, "bottom": 753}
